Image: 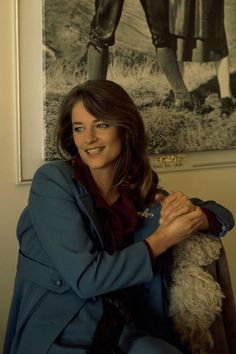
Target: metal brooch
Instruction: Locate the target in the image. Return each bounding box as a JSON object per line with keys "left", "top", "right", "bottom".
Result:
{"left": 137, "top": 208, "right": 154, "bottom": 219}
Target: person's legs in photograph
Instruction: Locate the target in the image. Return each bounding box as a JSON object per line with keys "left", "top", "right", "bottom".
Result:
{"left": 157, "top": 48, "right": 193, "bottom": 111}
{"left": 140, "top": 0, "right": 193, "bottom": 111}
{"left": 87, "top": 46, "right": 109, "bottom": 80}
{"left": 87, "top": 0, "right": 124, "bottom": 80}
{"left": 214, "top": 56, "right": 235, "bottom": 117}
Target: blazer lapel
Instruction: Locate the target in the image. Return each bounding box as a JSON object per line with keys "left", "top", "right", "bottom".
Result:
{"left": 77, "top": 193, "right": 105, "bottom": 250}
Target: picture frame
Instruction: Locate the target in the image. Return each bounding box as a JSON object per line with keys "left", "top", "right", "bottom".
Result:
{"left": 14, "top": 0, "right": 236, "bottom": 184}
{"left": 14, "top": 0, "right": 44, "bottom": 184}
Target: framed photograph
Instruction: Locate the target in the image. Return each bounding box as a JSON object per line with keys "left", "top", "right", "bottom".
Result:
{"left": 15, "top": 0, "right": 236, "bottom": 183}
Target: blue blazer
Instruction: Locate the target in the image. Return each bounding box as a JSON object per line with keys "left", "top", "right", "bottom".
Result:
{"left": 4, "top": 161, "right": 234, "bottom": 354}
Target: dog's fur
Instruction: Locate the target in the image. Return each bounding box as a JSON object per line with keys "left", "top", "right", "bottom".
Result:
{"left": 169, "top": 234, "right": 224, "bottom": 354}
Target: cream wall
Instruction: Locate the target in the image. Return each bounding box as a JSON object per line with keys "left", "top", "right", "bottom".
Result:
{"left": 1, "top": 1, "right": 236, "bottom": 352}
{"left": 0, "top": 1, "right": 30, "bottom": 351}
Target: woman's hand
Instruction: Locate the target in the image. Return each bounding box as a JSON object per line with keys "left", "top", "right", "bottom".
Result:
{"left": 146, "top": 191, "right": 210, "bottom": 257}
{"left": 156, "top": 191, "right": 209, "bottom": 230}
{"left": 146, "top": 206, "right": 205, "bottom": 257}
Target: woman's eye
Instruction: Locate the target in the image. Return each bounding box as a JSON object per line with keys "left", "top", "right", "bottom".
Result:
{"left": 96, "top": 122, "right": 110, "bottom": 129}
{"left": 73, "top": 126, "right": 84, "bottom": 133}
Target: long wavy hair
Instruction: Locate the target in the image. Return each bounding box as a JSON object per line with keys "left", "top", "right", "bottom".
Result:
{"left": 55, "top": 80, "right": 159, "bottom": 203}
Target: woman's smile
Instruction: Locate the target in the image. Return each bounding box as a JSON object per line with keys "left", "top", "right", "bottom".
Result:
{"left": 85, "top": 146, "right": 105, "bottom": 155}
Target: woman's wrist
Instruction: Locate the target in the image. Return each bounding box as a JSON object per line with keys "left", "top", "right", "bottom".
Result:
{"left": 145, "top": 229, "right": 169, "bottom": 258}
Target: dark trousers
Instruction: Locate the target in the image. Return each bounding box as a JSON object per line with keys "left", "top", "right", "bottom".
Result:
{"left": 89, "top": 0, "right": 172, "bottom": 49}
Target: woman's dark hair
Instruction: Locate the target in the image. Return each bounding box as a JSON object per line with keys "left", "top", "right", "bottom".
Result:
{"left": 55, "top": 79, "right": 159, "bottom": 203}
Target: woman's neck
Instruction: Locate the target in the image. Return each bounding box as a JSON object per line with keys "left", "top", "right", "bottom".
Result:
{"left": 90, "top": 168, "right": 119, "bottom": 205}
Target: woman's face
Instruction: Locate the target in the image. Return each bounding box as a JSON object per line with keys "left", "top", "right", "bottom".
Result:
{"left": 72, "top": 101, "right": 122, "bottom": 174}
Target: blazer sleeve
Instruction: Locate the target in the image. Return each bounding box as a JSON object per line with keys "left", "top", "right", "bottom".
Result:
{"left": 190, "top": 197, "right": 235, "bottom": 236}
{"left": 27, "top": 163, "right": 154, "bottom": 299}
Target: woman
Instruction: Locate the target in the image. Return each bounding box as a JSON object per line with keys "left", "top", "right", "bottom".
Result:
{"left": 4, "top": 80, "right": 234, "bottom": 354}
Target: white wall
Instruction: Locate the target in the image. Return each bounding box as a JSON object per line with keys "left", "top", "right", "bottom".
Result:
{"left": 0, "top": 1, "right": 236, "bottom": 352}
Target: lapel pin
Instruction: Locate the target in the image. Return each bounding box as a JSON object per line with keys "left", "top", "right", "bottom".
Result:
{"left": 137, "top": 208, "right": 154, "bottom": 219}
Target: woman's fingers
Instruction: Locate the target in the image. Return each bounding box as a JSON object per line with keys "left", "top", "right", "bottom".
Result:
{"left": 160, "top": 191, "right": 196, "bottom": 223}
{"left": 176, "top": 207, "right": 206, "bottom": 234}
{"left": 156, "top": 191, "right": 207, "bottom": 232}
{"left": 160, "top": 207, "right": 204, "bottom": 235}
{"left": 159, "top": 205, "right": 193, "bottom": 225}
{"left": 150, "top": 207, "right": 208, "bottom": 255}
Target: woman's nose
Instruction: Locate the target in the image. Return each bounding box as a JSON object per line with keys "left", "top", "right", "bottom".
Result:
{"left": 85, "top": 128, "right": 97, "bottom": 144}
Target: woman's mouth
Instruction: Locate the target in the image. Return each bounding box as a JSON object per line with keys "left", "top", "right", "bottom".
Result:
{"left": 85, "top": 147, "right": 105, "bottom": 155}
